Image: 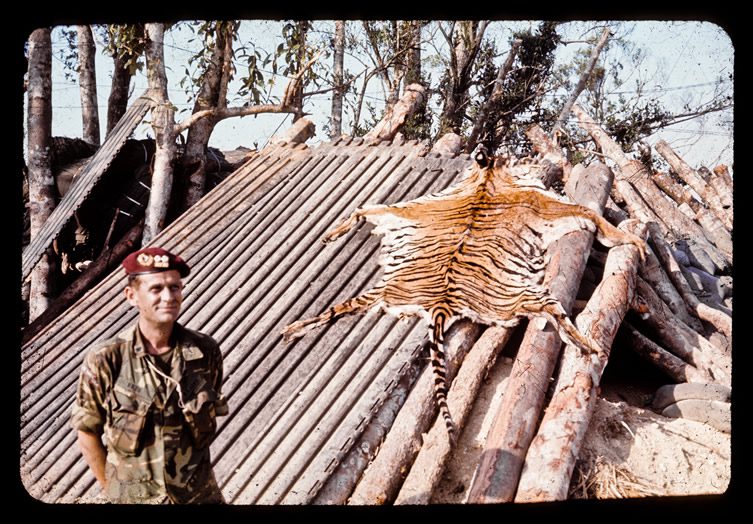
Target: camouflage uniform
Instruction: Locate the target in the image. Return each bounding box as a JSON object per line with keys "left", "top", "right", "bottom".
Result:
{"left": 70, "top": 322, "right": 228, "bottom": 504}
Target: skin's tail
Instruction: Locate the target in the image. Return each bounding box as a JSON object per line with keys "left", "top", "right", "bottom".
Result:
{"left": 429, "top": 310, "right": 457, "bottom": 446}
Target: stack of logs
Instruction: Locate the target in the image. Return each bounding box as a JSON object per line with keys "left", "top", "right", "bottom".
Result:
{"left": 329, "top": 101, "right": 731, "bottom": 505}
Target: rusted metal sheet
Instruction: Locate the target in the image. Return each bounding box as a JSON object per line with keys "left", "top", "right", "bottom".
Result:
{"left": 20, "top": 136, "right": 474, "bottom": 504}
{"left": 21, "top": 91, "right": 156, "bottom": 283}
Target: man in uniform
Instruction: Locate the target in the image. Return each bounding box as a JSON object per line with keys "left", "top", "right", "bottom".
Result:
{"left": 70, "top": 247, "right": 228, "bottom": 504}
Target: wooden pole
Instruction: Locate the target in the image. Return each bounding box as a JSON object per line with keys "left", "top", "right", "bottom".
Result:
{"left": 347, "top": 320, "right": 482, "bottom": 505}
{"left": 465, "top": 161, "right": 613, "bottom": 503}
{"left": 394, "top": 326, "right": 514, "bottom": 504}
{"left": 515, "top": 220, "right": 647, "bottom": 502}
{"left": 654, "top": 139, "right": 732, "bottom": 231}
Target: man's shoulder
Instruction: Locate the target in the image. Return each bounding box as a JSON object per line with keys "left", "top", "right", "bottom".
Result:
{"left": 177, "top": 324, "right": 220, "bottom": 351}
{"left": 86, "top": 326, "right": 135, "bottom": 361}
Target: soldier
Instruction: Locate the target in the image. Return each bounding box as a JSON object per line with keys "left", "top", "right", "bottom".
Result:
{"left": 70, "top": 247, "right": 228, "bottom": 504}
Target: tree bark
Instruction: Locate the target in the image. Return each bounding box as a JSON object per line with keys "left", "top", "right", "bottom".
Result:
{"left": 364, "top": 83, "right": 426, "bottom": 141}
{"left": 465, "top": 38, "right": 521, "bottom": 152}
{"left": 347, "top": 321, "right": 483, "bottom": 505}
{"left": 553, "top": 27, "right": 611, "bottom": 136}
{"left": 142, "top": 23, "right": 176, "bottom": 245}
{"left": 76, "top": 25, "right": 100, "bottom": 147}
{"left": 106, "top": 53, "right": 133, "bottom": 138}
{"left": 26, "top": 27, "right": 55, "bottom": 321}
{"left": 329, "top": 20, "right": 345, "bottom": 139}
{"left": 394, "top": 325, "right": 514, "bottom": 504}
{"left": 515, "top": 220, "right": 647, "bottom": 502}
{"left": 431, "top": 132, "right": 463, "bottom": 156}
{"left": 466, "top": 161, "right": 613, "bottom": 504}
{"left": 525, "top": 123, "right": 570, "bottom": 186}
{"left": 654, "top": 139, "right": 732, "bottom": 231}
{"left": 621, "top": 322, "right": 710, "bottom": 383}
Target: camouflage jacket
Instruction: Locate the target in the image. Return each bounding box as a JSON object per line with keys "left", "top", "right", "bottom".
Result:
{"left": 70, "top": 322, "right": 228, "bottom": 504}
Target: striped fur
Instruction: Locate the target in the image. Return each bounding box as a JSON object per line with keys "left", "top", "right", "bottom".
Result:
{"left": 282, "top": 150, "right": 647, "bottom": 444}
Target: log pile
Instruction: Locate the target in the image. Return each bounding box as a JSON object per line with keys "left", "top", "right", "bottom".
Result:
{"left": 345, "top": 103, "right": 732, "bottom": 504}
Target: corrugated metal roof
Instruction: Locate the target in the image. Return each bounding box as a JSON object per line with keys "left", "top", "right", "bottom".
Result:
{"left": 21, "top": 91, "right": 155, "bottom": 283}
{"left": 20, "top": 136, "right": 475, "bottom": 504}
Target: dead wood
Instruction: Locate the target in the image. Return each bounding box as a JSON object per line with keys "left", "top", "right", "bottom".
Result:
{"left": 622, "top": 322, "right": 711, "bottom": 383}
{"left": 654, "top": 139, "right": 732, "bottom": 231}
{"left": 347, "top": 320, "right": 483, "bottom": 505}
{"left": 515, "top": 220, "right": 647, "bottom": 502}
{"left": 364, "top": 83, "right": 427, "bottom": 142}
{"left": 465, "top": 161, "right": 612, "bottom": 504}
{"left": 269, "top": 117, "right": 316, "bottom": 146}
{"left": 394, "top": 326, "right": 514, "bottom": 504}
{"left": 647, "top": 224, "right": 732, "bottom": 338}
{"left": 633, "top": 277, "right": 730, "bottom": 385}
{"left": 526, "top": 124, "right": 571, "bottom": 185}
{"left": 571, "top": 103, "right": 729, "bottom": 272}
{"left": 432, "top": 133, "right": 463, "bottom": 156}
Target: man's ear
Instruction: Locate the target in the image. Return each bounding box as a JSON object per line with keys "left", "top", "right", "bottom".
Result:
{"left": 124, "top": 285, "right": 138, "bottom": 307}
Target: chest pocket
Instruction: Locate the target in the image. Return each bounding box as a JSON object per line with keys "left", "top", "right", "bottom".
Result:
{"left": 181, "top": 371, "right": 220, "bottom": 448}
{"left": 107, "top": 384, "right": 152, "bottom": 456}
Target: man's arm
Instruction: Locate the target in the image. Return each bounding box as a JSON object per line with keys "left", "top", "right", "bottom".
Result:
{"left": 77, "top": 430, "right": 108, "bottom": 490}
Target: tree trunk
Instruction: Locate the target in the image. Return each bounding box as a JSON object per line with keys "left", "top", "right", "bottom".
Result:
{"left": 329, "top": 21, "right": 345, "bottom": 139}
{"left": 26, "top": 28, "right": 55, "bottom": 321}
{"left": 515, "top": 220, "right": 647, "bottom": 502}
{"left": 654, "top": 139, "right": 732, "bottom": 231}
{"left": 466, "top": 161, "right": 613, "bottom": 503}
{"left": 465, "top": 39, "right": 521, "bottom": 152}
{"left": 142, "top": 23, "right": 176, "bottom": 245}
{"left": 181, "top": 23, "right": 234, "bottom": 210}
{"left": 404, "top": 21, "right": 422, "bottom": 86}
{"left": 106, "top": 54, "right": 133, "bottom": 138}
{"left": 553, "top": 27, "right": 611, "bottom": 135}
{"left": 76, "top": 25, "right": 100, "bottom": 147}
{"left": 438, "top": 21, "right": 489, "bottom": 136}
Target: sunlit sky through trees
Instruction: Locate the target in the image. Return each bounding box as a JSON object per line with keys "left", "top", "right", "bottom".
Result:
{"left": 38, "top": 20, "right": 733, "bottom": 170}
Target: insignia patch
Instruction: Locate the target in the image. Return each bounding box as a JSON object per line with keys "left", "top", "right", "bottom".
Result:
{"left": 182, "top": 346, "right": 204, "bottom": 361}
{"left": 136, "top": 253, "right": 153, "bottom": 266}
{"left": 154, "top": 255, "right": 169, "bottom": 268}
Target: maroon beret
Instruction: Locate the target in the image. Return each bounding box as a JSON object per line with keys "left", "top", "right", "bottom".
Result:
{"left": 122, "top": 247, "right": 190, "bottom": 278}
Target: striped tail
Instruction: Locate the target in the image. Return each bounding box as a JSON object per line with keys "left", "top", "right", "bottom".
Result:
{"left": 429, "top": 310, "right": 457, "bottom": 446}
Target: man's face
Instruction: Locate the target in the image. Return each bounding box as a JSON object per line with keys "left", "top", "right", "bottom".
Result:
{"left": 124, "top": 270, "right": 184, "bottom": 326}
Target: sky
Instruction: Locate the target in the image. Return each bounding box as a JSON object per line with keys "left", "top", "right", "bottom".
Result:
{"left": 39, "top": 20, "right": 734, "bottom": 170}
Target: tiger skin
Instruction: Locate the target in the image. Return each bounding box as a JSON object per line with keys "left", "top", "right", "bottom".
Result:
{"left": 282, "top": 147, "right": 647, "bottom": 445}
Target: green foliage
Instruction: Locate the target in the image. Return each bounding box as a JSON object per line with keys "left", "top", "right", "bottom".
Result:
{"left": 104, "top": 24, "right": 146, "bottom": 75}
{"left": 179, "top": 21, "right": 239, "bottom": 107}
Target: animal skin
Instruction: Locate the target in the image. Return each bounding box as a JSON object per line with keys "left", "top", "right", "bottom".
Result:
{"left": 282, "top": 147, "right": 647, "bottom": 445}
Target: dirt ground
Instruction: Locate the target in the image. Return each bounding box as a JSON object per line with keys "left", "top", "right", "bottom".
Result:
{"left": 432, "top": 343, "right": 731, "bottom": 503}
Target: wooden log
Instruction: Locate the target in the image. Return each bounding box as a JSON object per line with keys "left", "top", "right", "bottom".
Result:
{"left": 712, "top": 164, "right": 733, "bottom": 193}
{"left": 571, "top": 103, "right": 730, "bottom": 271}
{"left": 394, "top": 325, "right": 514, "bottom": 504}
{"left": 364, "top": 83, "right": 426, "bottom": 142}
{"left": 347, "top": 320, "right": 482, "bottom": 505}
{"left": 654, "top": 139, "right": 732, "bottom": 231}
{"left": 648, "top": 224, "right": 732, "bottom": 338}
{"left": 431, "top": 132, "right": 463, "bottom": 156}
{"left": 269, "top": 117, "right": 316, "bottom": 146}
{"left": 515, "top": 219, "right": 646, "bottom": 502}
{"left": 633, "top": 277, "right": 730, "bottom": 385}
{"left": 651, "top": 171, "right": 732, "bottom": 259}
{"left": 698, "top": 166, "right": 733, "bottom": 221}
{"left": 465, "top": 161, "right": 612, "bottom": 504}
{"left": 622, "top": 322, "right": 711, "bottom": 383}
